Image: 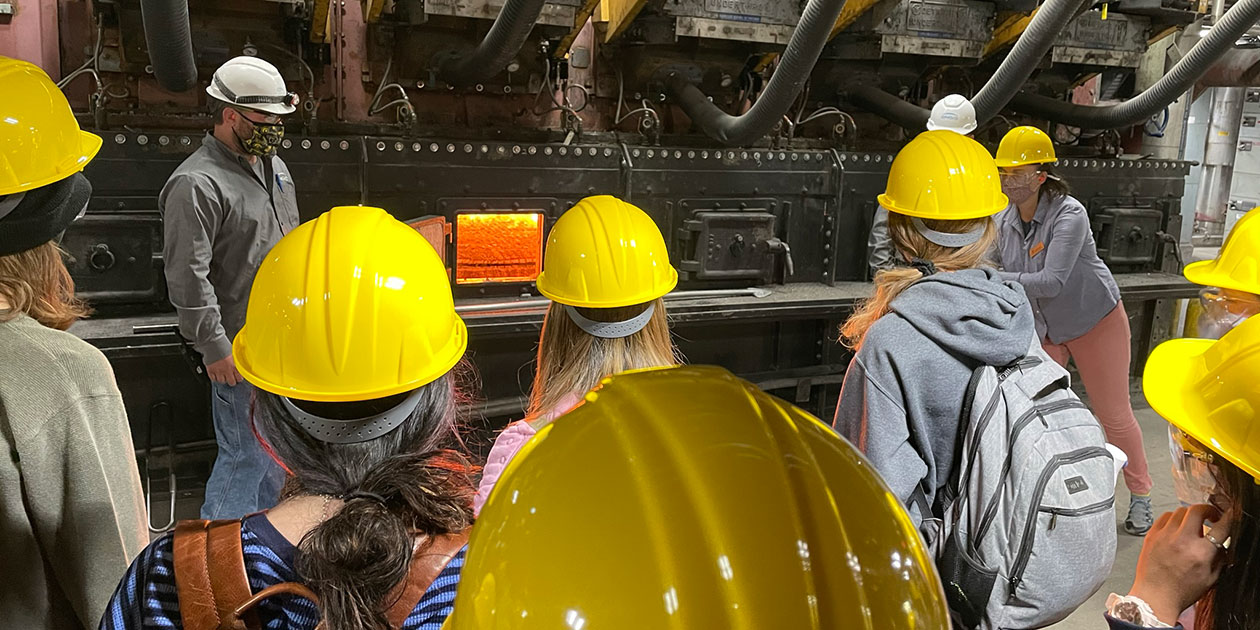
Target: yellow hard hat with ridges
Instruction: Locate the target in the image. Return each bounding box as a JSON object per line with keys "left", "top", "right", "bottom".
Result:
{"left": 535, "top": 195, "right": 679, "bottom": 308}
{"left": 995, "top": 125, "right": 1057, "bottom": 168}
{"left": 234, "top": 206, "right": 467, "bottom": 402}
{"left": 0, "top": 56, "right": 102, "bottom": 196}
{"left": 879, "top": 130, "right": 1009, "bottom": 220}
{"left": 448, "top": 364, "right": 950, "bottom": 629}
{"left": 1184, "top": 208, "right": 1260, "bottom": 295}
{"left": 1144, "top": 316, "right": 1260, "bottom": 481}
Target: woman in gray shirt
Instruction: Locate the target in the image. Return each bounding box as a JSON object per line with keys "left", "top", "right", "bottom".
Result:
{"left": 993, "top": 126, "right": 1156, "bottom": 536}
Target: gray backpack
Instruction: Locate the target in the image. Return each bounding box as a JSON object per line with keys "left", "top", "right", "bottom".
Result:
{"left": 931, "top": 340, "right": 1117, "bottom": 629}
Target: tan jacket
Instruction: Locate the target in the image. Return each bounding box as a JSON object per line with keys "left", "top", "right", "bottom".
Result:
{"left": 0, "top": 313, "right": 148, "bottom": 629}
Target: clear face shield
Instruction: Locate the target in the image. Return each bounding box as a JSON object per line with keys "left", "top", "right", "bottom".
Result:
{"left": 1197, "top": 287, "right": 1260, "bottom": 339}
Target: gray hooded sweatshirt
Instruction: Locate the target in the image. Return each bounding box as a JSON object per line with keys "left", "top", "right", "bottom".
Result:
{"left": 833, "top": 267, "right": 1036, "bottom": 527}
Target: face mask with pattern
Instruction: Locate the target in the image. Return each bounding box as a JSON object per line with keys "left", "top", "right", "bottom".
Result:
{"left": 235, "top": 114, "right": 285, "bottom": 157}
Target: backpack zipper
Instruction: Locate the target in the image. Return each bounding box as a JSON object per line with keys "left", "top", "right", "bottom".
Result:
{"left": 1043, "top": 498, "right": 1115, "bottom": 531}
{"left": 971, "top": 398, "right": 1090, "bottom": 546}
{"left": 1006, "top": 446, "right": 1112, "bottom": 601}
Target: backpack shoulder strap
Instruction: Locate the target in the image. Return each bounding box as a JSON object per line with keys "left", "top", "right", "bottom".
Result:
{"left": 173, "top": 519, "right": 255, "bottom": 630}
{"left": 384, "top": 530, "right": 472, "bottom": 629}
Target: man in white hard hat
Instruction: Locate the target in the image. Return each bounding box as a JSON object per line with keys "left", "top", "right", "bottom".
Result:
{"left": 867, "top": 94, "right": 977, "bottom": 275}
{"left": 159, "top": 56, "right": 301, "bottom": 518}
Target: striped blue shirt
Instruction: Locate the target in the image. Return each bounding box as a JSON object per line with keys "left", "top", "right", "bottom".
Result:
{"left": 99, "top": 514, "right": 464, "bottom": 629}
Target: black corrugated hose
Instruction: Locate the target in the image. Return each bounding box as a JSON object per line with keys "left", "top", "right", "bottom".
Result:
{"left": 139, "top": 0, "right": 198, "bottom": 92}
{"left": 1010, "top": 0, "right": 1260, "bottom": 128}
{"left": 843, "top": 0, "right": 1088, "bottom": 129}
{"left": 665, "top": 0, "right": 848, "bottom": 146}
{"left": 437, "top": 0, "right": 549, "bottom": 87}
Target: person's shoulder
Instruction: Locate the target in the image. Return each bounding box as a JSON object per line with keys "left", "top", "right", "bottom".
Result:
{"left": 0, "top": 316, "right": 117, "bottom": 392}
{"left": 1052, "top": 194, "right": 1088, "bottom": 217}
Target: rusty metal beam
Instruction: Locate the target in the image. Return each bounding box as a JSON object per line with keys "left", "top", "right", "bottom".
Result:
{"left": 602, "top": 0, "right": 650, "bottom": 42}
{"left": 311, "top": 0, "right": 331, "bottom": 43}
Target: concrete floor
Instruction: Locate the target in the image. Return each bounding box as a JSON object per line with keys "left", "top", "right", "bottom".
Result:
{"left": 1049, "top": 396, "right": 1180, "bottom": 629}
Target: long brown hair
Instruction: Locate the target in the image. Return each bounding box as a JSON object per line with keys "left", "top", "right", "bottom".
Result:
{"left": 841, "top": 212, "right": 996, "bottom": 350}
{"left": 1196, "top": 457, "right": 1260, "bottom": 630}
{"left": 0, "top": 241, "right": 89, "bottom": 330}
{"left": 253, "top": 369, "right": 476, "bottom": 630}
{"left": 528, "top": 299, "right": 680, "bottom": 421}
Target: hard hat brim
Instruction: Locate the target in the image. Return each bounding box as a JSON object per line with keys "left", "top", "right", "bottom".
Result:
{"left": 994, "top": 156, "right": 1057, "bottom": 168}
{"left": 1143, "top": 337, "right": 1260, "bottom": 481}
{"left": 536, "top": 267, "right": 680, "bottom": 309}
{"left": 0, "top": 129, "right": 102, "bottom": 197}
{"left": 233, "top": 316, "right": 468, "bottom": 403}
{"left": 1185, "top": 259, "right": 1260, "bottom": 295}
{"left": 925, "top": 120, "right": 978, "bottom": 134}
{"left": 877, "top": 194, "right": 1009, "bottom": 221}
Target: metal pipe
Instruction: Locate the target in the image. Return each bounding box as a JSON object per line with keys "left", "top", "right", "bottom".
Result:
{"left": 665, "top": 0, "right": 848, "bottom": 146}
{"left": 436, "top": 0, "right": 548, "bottom": 87}
{"left": 1009, "top": 0, "right": 1260, "bottom": 128}
{"left": 455, "top": 288, "right": 776, "bottom": 314}
{"left": 1195, "top": 86, "right": 1246, "bottom": 238}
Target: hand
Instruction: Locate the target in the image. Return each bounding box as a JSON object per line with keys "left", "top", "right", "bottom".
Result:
{"left": 206, "top": 355, "right": 243, "bottom": 386}
{"left": 1129, "top": 504, "right": 1230, "bottom": 625}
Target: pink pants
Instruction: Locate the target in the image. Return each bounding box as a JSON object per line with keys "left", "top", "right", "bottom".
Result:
{"left": 1041, "top": 302, "right": 1155, "bottom": 495}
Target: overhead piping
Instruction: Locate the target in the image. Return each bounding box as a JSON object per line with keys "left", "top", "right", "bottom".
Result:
{"left": 437, "top": 0, "right": 549, "bottom": 87}
{"left": 1009, "top": 0, "right": 1260, "bottom": 128}
{"left": 844, "top": 0, "right": 1087, "bottom": 128}
{"left": 139, "top": 0, "right": 198, "bottom": 92}
{"left": 665, "top": 0, "right": 848, "bottom": 146}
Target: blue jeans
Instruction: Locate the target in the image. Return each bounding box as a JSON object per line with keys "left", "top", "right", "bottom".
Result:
{"left": 201, "top": 381, "right": 285, "bottom": 519}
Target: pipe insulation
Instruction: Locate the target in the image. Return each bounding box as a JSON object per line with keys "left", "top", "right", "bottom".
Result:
{"left": 1010, "top": 0, "right": 1260, "bottom": 128}
{"left": 139, "top": 0, "right": 198, "bottom": 92}
{"left": 437, "top": 0, "right": 548, "bottom": 86}
{"left": 666, "top": 0, "right": 847, "bottom": 146}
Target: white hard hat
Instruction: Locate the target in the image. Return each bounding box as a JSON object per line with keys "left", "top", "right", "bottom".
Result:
{"left": 926, "top": 94, "right": 977, "bottom": 134}
{"left": 206, "top": 56, "right": 297, "bottom": 116}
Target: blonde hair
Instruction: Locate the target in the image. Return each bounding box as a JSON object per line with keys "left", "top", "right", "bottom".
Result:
{"left": 528, "top": 298, "right": 680, "bottom": 421}
{"left": 841, "top": 212, "right": 997, "bottom": 350}
{"left": 0, "top": 241, "right": 89, "bottom": 331}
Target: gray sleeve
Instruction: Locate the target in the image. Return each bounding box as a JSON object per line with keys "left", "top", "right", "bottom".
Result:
{"left": 160, "top": 174, "right": 232, "bottom": 364}
{"left": 867, "top": 206, "right": 896, "bottom": 277}
{"left": 833, "top": 355, "right": 930, "bottom": 527}
{"left": 1000, "top": 202, "right": 1088, "bottom": 299}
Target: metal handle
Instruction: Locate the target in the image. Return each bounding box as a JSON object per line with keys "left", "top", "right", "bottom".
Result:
{"left": 765, "top": 237, "right": 795, "bottom": 277}
{"left": 89, "top": 244, "right": 116, "bottom": 271}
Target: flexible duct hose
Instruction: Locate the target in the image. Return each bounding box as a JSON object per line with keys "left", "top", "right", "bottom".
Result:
{"left": 847, "top": 86, "right": 930, "bottom": 130}
{"left": 666, "top": 0, "right": 847, "bottom": 146}
{"left": 843, "top": 0, "right": 1086, "bottom": 128}
{"left": 971, "top": 0, "right": 1089, "bottom": 120}
{"left": 139, "top": 0, "right": 197, "bottom": 92}
{"left": 1010, "top": 0, "right": 1260, "bottom": 128}
{"left": 437, "top": 0, "right": 548, "bottom": 86}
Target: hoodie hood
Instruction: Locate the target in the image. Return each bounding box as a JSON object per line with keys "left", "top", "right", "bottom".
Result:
{"left": 888, "top": 267, "right": 1034, "bottom": 366}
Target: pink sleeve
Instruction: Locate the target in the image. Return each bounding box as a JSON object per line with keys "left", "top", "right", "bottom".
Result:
{"left": 473, "top": 421, "right": 538, "bottom": 517}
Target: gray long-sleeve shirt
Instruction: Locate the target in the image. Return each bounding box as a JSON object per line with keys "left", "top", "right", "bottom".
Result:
{"left": 160, "top": 134, "right": 300, "bottom": 364}
{"left": 867, "top": 207, "right": 902, "bottom": 277}
{"left": 995, "top": 194, "right": 1120, "bottom": 344}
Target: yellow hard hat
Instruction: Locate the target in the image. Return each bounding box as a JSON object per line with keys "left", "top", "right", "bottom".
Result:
{"left": 878, "top": 130, "right": 1009, "bottom": 220}
{"left": 234, "top": 206, "right": 467, "bottom": 402}
{"left": 1143, "top": 316, "right": 1260, "bottom": 481}
{"left": 1184, "top": 208, "right": 1260, "bottom": 295}
{"left": 995, "top": 126, "right": 1057, "bottom": 168}
{"left": 535, "top": 195, "right": 678, "bottom": 308}
{"left": 0, "top": 57, "right": 102, "bottom": 196}
{"left": 448, "top": 365, "right": 950, "bottom": 629}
